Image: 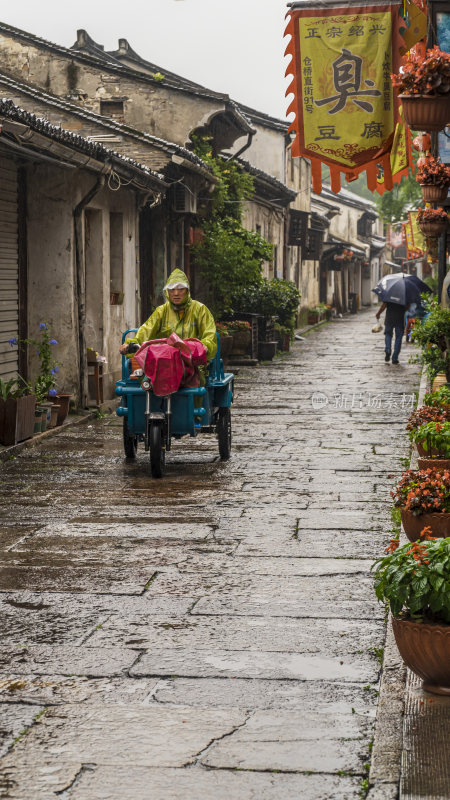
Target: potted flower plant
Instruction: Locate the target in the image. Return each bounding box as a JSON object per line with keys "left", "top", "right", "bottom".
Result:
{"left": 391, "top": 46, "right": 450, "bottom": 131}
{"left": 8, "top": 323, "right": 70, "bottom": 426}
{"left": 391, "top": 468, "right": 450, "bottom": 540}
{"left": 0, "top": 376, "right": 35, "bottom": 446}
{"left": 215, "top": 322, "right": 234, "bottom": 361}
{"left": 424, "top": 386, "right": 450, "bottom": 408}
{"left": 373, "top": 533, "right": 450, "bottom": 695}
{"left": 417, "top": 206, "right": 448, "bottom": 237}
{"left": 416, "top": 155, "right": 450, "bottom": 203}
{"left": 409, "top": 421, "right": 450, "bottom": 469}
{"left": 227, "top": 320, "right": 252, "bottom": 356}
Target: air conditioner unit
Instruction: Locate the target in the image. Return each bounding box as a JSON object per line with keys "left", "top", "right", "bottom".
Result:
{"left": 172, "top": 184, "right": 197, "bottom": 214}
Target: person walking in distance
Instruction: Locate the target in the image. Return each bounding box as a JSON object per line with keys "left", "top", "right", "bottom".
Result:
{"left": 376, "top": 301, "right": 408, "bottom": 364}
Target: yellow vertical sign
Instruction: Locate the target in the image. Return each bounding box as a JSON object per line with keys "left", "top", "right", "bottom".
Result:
{"left": 299, "top": 10, "right": 394, "bottom": 169}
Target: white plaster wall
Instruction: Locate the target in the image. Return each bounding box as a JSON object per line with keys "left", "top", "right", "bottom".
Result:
{"left": 242, "top": 200, "right": 284, "bottom": 280}
{"left": 26, "top": 165, "right": 140, "bottom": 403}
{"left": 235, "top": 127, "right": 285, "bottom": 182}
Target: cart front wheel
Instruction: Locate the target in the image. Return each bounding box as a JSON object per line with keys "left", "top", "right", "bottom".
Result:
{"left": 150, "top": 421, "right": 165, "bottom": 478}
{"left": 123, "top": 417, "right": 138, "bottom": 459}
{"left": 217, "top": 407, "right": 232, "bottom": 460}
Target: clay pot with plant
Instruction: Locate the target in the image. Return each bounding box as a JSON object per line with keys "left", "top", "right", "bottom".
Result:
{"left": 416, "top": 155, "right": 450, "bottom": 203}
{"left": 373, "top": 533, "right": 450, "bottom": 695}
{"left": 391, "top": 46, "right": 450, "bottom": 131}
{"left": 409, "top": 420, "right": 450, "bottom": 469}
{"left": 424, "top": 385, "right": 450, "bottom": 409}
{"left": 226, "top": 320, "right": 252, "bottom": 355}
{"left": 215, "top": 322, "right": 234, "bottom": 361}
{"left": 391, "top": 468, "right": 450, "bottom": 540}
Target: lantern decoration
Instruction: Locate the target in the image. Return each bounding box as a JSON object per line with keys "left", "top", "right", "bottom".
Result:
{"left": 285, "top": 2, "right": 405, "bottom": 194}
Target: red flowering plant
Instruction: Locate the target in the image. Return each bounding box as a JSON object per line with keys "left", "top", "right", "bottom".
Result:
{"left": 223, "top": 320, "right": 251, "bottom": 332}
{"left": 417, "top": 207, "right": 449, "bottom": 224}
{"left": 406, "top": 405, "right": 450, "bottom": 431}
{"left": 373, "top": 532, "right": 450, "bottom": 623}
{"left": 391, "top": 46, "right": 450, "bottom": 95}
{"left": 416, "top": 155, "right": 450, "bottom": 187}
{"left": 409, "top": 421, "right": 450, "bottom": 458}
{"left": 391, "top": 468, "right": 450, "bottom": 515}
{"left": 216, "top": 322, "right": 232, "bottom": 336}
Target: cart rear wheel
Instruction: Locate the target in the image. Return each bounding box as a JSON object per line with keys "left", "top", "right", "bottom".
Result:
{"left": 217, "top": 407, "right": 232, "bottom": 460}
{"left": 150, "top": 421, "right": 165, "bottom": 478}
{"left": 123, "top": 417, "right": 138, "bottom": 459}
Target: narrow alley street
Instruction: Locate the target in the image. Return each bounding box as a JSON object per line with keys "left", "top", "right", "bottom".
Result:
{"left": 0, "top": 312, "right": 421, "bottom": 800}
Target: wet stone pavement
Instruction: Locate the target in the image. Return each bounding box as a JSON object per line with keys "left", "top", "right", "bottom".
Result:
{"left": 0, "top": 311, "right": 421, "bottom": 799}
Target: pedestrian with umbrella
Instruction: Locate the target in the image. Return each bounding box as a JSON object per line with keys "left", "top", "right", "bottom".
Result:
{"left": 373, "top": 273, "right": 431, "bottom": 364}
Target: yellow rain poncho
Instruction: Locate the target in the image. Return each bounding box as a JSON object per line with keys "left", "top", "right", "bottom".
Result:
{"left": 126, "top": 269, "right": 217, "bottom": 361}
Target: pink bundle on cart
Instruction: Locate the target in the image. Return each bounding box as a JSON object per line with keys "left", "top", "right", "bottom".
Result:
{"left": 133, "top": 333, "right": 207, "bottom": 396}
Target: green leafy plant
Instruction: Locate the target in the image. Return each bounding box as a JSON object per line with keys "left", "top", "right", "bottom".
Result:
{"left": 391, "top": 468, "right": 450, "bottom": 515}
{"left": 8, "top": 323, "right": 61, "bottom": 403}
{"left": 409, "top": 421, "right": 450, "bottom": 458}
{"left": 373, "top": 534, "right": 450, "bottom": 623}
{"left": 391, "top": 46, "right": 450, "bottom": 95}
{"left": 232, "top": 278, "right": 301, "bottom": 334}
{"left": 0, "top": 376, "right": 33, "bottom": 401}
{"left": 412, "top": 298, "right": 450, "bottom": 380}
{"left": 191, "top": 134, "right": 273, "bottom": 318}
{"left": 424, "top": 386, "right": 450, "bottom": 407}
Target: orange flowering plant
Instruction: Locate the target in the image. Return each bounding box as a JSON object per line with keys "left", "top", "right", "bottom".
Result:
{"left": 372, "top": 532, "right": 450, "bottom": 622}
{"left": 416, "top": 155, "right": 450, "bottom": 187}
{"left": 391, "top": 46, "right": 450, "bottom": 95}
{"left": 417, "top": 207, "right": 449, "bottom": 224}
{"left": 406, "top": 405, "right": 450, "bottom": 431}
{"left": 391, "top": 468, "right": 450, "bottom": 514}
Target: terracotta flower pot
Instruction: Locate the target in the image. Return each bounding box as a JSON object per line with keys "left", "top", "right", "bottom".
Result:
{"left": 48, "top": 404, "right": 60, "bottom": 429}
{"left": 418, "top": 219, "right": 448, "bottom": 237}
{"left": 418, "top": 457, "right": 450, "bottom": 470}
{"left": 53, "top": 393, "right": 72, "bottom": 426}
{"left": 401, "top": 509, "right": 450, "bottom": 541}
{"left": 399, "top": 94, "right": 450, "bottom": 132}
{"left": 392, "top": 616, "right": 450, "bottom": 695}
{"left": 420, "top": 184, "right": 449, "bottom": 203}
{"left": 416, "top": 442, "right": 442, "bottom": 458}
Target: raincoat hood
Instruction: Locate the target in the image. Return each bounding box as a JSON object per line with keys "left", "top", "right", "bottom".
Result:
{"left": 163, "top": 269, "right": 191, "bottom": 308}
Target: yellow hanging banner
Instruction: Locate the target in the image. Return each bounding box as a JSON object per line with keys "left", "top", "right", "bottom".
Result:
{"left": 285, "top": 3, "right": 404, "bottom": 193}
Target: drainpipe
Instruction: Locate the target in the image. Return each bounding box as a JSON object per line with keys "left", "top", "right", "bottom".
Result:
{"left": 224, "top": 132, "right": 254, "bottom": 162}
{"left": 73, "top": 175, "right": 105, "bottom": 408}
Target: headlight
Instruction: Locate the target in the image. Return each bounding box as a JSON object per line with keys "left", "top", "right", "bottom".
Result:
{"left": 141, "top": 379, "right": 151, "bottom": 391}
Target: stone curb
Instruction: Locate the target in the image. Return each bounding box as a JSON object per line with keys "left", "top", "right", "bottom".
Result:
{"left": 0, "top": 399, "right": 118, "bottom": 463}
{"left": 367, "top": 367, "right": 428, "bottom": 800}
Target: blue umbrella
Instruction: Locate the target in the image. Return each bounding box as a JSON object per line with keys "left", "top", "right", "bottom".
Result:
{"left": 372, "top": 273, "right": 431, "bottom": 305}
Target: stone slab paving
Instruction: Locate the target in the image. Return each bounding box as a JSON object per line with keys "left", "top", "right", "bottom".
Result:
{"left": 0, "top": 312, "right": 421, "bottom": 799}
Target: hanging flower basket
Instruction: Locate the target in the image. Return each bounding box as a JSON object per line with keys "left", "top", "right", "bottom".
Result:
{"left": 419, "top": 219, "right": 448, "bottom": 237}
{"left": 399, "top": 94, "right": 450, "bottom": 132}
{"left": 421, "top": 184, "right": 449, "bottom": 203}
{"left": 417, "top": 207, "right": 449, "bottom": 238}
{"left": 392, "top": 47, "right": 450, "bottom": 132}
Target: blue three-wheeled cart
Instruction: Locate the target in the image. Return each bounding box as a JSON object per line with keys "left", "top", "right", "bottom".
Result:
{"left": 115, "top": 331, "right": 234, "bottom": 477}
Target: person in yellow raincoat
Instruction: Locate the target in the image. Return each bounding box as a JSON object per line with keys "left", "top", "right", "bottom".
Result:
{"left": 119, "top": 268, "right": 217, "bottom": 363}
